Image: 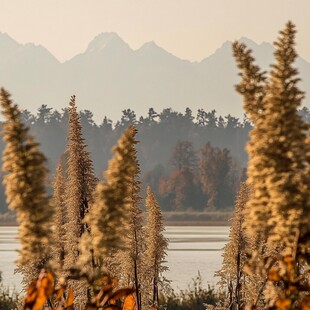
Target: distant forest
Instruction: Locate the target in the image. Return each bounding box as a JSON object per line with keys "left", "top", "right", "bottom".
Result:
{"left": 0, "top": 105, "right": 309, "bottom": 213}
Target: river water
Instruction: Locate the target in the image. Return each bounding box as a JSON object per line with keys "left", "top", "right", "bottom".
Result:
{"left": 0, "top": 226, "right": 229, "bottom": 293}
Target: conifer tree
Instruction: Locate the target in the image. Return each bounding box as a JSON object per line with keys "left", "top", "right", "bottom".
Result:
{"left": 52, "top": 159, "right": 66, "bottom": 278}
{"left": 233, "top": 22, "right": 310, "bottom": 307}
{"left": 144, "top": 186, "right": 168, "bottom": 309}
{"left": 64, "top": 95, "right": 98, "bottom": 306}
{"left": 0, "top": 88, "right": 53, "bottom": 285}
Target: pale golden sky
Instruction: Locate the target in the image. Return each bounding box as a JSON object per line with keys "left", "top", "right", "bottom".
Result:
{"left": 0, "top": 0, "right": 309, "bottom": 62}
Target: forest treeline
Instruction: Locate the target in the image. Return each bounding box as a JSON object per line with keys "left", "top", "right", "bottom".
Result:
{"left": 0, "top": 102, "right": 309, "bottom": 213}
{"left": 0, "top": 103, "right": 253, "bottom": 212}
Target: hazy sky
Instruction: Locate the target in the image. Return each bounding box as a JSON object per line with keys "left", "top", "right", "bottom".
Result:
{"left": 0, "top": 0, "right": 309, "bottom": 62}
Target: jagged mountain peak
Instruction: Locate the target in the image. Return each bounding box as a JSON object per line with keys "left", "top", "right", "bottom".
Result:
{"left": 239, "top": 37, "right": 273, "bottom": 51}
{"left": 0, "top": 32, "right": 20, "bottom": 50}
{"left": 21, "top": 43, "right": 60, "bottom": 63}
{"left": 86, "top": 32, "right": 131, "bottom": 53}
{"left": 239, "top": 36, "right": 258, "bottom": 46}
{"left": 0, "top": 32, "right": 15, "bottom": 40}
{"left": 200, "top": 40, "right": 232, "bottom": 65}
{"left": 136, "top": 40, "right": 184, "bottom": 62}
{"left": 208, "top": 40, "right": 232, "bottom": 58}
{"left": 0, "top": 33, "right": 59, "bottom": 64}
{"left": 138, "top": 40, "right": 161, "bottom": 53}
{"left": 0, "top": 31, "right": 308, "bottom": 123}
{"left": 200, "top": 37, "right": 274, "bottom": 65}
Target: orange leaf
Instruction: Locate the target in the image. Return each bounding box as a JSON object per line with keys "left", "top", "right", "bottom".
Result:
{"left": 283, "top": 255, "right": 295, "bottom": 273}
{"left": 95, "top": 275, "right": 110, "bottom": 286}
{"left": 287, "top": 285, "right": 297, "bottom": 294}
{"left": 55, "top": 287, "right": 65, "bottom": 301}
{"left": 302, "top": 296, "right": 310, "bottom": 310}
{"left": 65, "top": 288, "right": 74, "bottom": 308}
{"left": 29, "top": 271, "right": 55, "bottom": 310}
{"left": 268, "top": 269, "right": 280, "bottom": 281}
{"left": 100, "top": 284, "right": 113, "bottom": 294}
{"left": 275, "top": 298, "right": 291, "bottom": 310}
{"left": 25, "top": 281, "right": 38, "bottom": 304}
{"left": 44, "top": 272, "right": 55, "bottom": 296}
{"left": 32, "top": 286, "right": 48, "bottom": 310}
{"left": 122, "top": 294, "right": 137, "bottom": 310}
{"left": 111, "top": 278, "right": 118, "bottom": 288}
{"left": 109, "top": 288, "right": 135, "bottom": 303}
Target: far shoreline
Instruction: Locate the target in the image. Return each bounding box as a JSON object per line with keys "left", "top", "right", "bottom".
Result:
{"left": 0, "top": 221, "right": 230, "bottom": 227}
{"left": 164, "top": 221, "right": 230, "bottom": 226}
{"left": 1, "top": 210, "right": 232, "bottom": 227}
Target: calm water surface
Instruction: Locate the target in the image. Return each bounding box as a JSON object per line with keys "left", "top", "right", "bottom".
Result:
{"left": 0, "top": 226, "right": 229, "bottom": 293}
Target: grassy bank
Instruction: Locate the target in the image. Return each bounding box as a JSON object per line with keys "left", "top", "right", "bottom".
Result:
{"left": 0, "top": 212, "right": 17, "bottom": 226}
{"left": 163, "top": 211, "right": 232, "bottom": 226}
{"left": 0, "top": 211, "right": 232, "bottom": 226}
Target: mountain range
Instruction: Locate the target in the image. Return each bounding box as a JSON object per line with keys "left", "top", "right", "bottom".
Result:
{"left": 0, "top": 32, "right": 309, "bottom": 123}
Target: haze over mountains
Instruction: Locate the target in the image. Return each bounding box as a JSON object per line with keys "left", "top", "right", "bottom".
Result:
{"left": 0, "top": 32, "right": 309, "bottom": 123}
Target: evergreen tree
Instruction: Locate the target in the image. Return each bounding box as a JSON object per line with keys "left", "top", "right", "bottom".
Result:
{"left": 120, "top": 109, "right": 138, "bottom": 127}
{"left": 147, "top": 108, "right": 158, "bottom": 124}
{"left": 144, "top": 186, "right": 169, "bottom": 309}
{"left": 64, "top": 95, "right": 98, "bottom": 306}
{"left": 0, "top": 88, "right": 53, "bottom": 286}
{"left": 196, "top": 108, "right": 208, "bottom": 127}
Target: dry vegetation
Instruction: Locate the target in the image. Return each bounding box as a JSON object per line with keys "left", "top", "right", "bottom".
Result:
{"left": 208, "top": 22, "right": 310, "bottom": 309}
{"left": 0, "top": 22, "right": 309, "bottom": 310}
